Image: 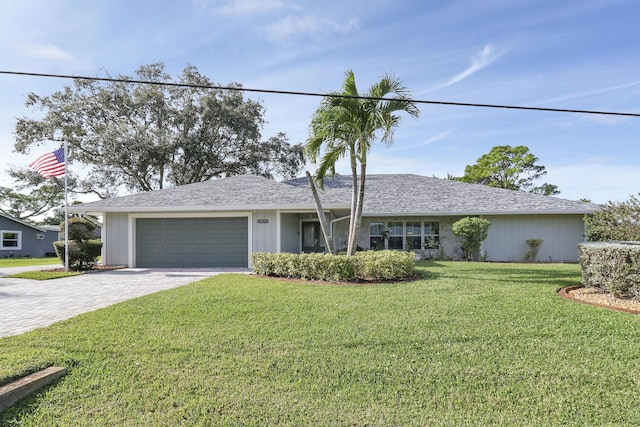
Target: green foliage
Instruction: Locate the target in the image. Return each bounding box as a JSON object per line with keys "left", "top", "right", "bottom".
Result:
{"left": 0, "top": 173, "right": 67, "bottom": 221}
{"left": 59, "top": 217, "right": 97, "bottom": 241}
{"left": 454, "top": 145, "right": 558, "bottom": 194}
{"left": 306, "top": 70, "right": 419, "bottom": 255}
{"left": 525, "top": 238, "right": 544, "bottom": 262}
{"left": 452, "top": 217, "right": 491, "bottom": 261}
{"left": 14, "top": 63, "right": 304, "bottom": 196}
{"left": 251, "top": 250, "right": 415, "bottom": 282}
{"left": 54, "top": 240, "right": 102, "bottom": 271}
{"left": 579, "top": 242, "right": 640, "bottom": 299}
{"left": 585, "top": 194, "right": 640, "bottom": 241}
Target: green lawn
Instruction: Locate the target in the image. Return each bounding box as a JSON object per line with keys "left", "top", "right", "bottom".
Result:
{"left": 1, "top": 262, "right": 639, "bottom": 426}
{"left": 0, "top": 257, "right": 59, "bottom": 268}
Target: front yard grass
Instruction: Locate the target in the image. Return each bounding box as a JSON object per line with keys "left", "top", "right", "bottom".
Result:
{"left": 0, "top": 257, "right": 59, "bottom": 268}
{"left": 6, "top": 271, "right": 80, "bottom": 280}
{"left": 1, "top": 261, "right": 639, "bottom": 426}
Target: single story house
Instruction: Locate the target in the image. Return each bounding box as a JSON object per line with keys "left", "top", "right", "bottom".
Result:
{"left": 68, "top": 174, "right": 599, "bottom": 268}
{"left": 0, "top": 213, "right": 59, "bottom": 258}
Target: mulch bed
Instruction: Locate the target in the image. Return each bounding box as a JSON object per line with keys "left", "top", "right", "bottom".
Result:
{"left": 559, "top": 285, "right": 640, "bottom": 315}
{"left": 43, "top": 265, "right": 126, "bottom": 274}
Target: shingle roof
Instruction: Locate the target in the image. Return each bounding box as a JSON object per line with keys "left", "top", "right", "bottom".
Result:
{"left": 69, "top": 175, "right": 347, "bottom": 213}
{"left": 286, "top": 174, "right": 599, "bottom": 215}
{"left": 69, "top": 174, "right": 599, "bottom": 215}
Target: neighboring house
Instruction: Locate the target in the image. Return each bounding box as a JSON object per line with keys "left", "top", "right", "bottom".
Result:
{"left": 67, "top": 174, "right": 599, "bottom": 268}
{"left": 0, "top": 213, "right": 59, "bottom": 258}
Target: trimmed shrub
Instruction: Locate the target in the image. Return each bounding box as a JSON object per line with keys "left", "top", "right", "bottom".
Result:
{"left": 353, "top": 250, "right": 415, "bottom": 281}
{"left": 452, "top": 217, "right": 490, "bottom": 261}
{"left": 60, "top": 217, "right": 97, "bottom": 241}
{"left": 54, "top": 239, "right": 103, "bottom": 271}
{"left": 579, "top": 242, "right": 640, "bottom": 300}
{"left": 251, "top": 250, "right": 415, "bottom": 282}
{"left": 525, "top": 238, "right": 543, "bottom": 262}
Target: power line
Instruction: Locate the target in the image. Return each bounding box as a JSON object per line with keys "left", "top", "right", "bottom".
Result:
{"left": 1, "top": 69, "right": 639, "bottom": 117}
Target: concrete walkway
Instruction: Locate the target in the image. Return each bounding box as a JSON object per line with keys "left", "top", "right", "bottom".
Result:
{"left": 0, "top": 266, "right": 250, "bottom": 338}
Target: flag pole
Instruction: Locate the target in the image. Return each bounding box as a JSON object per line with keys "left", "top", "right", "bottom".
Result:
{"left": 64, "top": 141, "right": 69, "bottom": 272}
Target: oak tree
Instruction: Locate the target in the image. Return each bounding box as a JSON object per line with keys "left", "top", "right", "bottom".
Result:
{"left": 13, "top": 63, "right": 304, "bottom": 197}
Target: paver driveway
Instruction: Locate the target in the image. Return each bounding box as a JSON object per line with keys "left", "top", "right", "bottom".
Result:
{"left": 0, "top": 266, "right": 250, "bottom": 338}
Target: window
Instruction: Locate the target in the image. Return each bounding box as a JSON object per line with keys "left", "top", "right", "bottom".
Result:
{"left": 405, "top": 221, "right": 421, "bottom": 250}
{"left": 424, "top": 222, "right": 440, "bottom": 249}
{"left": 367, "top": 221, "right": 441, "bottom": 251}
{"left": 369, "top": 222, "right": 385, "bottom": 250}
{"left": 387, "top": 221, "right": 403, "bottom": 250}
{"left": 1, "top": 230, "right": 22, "bottom": 250}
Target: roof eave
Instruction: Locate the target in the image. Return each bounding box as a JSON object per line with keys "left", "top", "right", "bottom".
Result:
{"left": 362, "top": 209, "right": 597, "bottom": 216}
{"left": 68, "top": 203, "right": 351, "bottom": 214}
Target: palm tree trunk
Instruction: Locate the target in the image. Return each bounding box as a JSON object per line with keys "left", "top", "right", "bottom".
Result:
{"left": 346, "top": 156, "right": 358, "bottom": 255}
{"left": 305, "top": 171, "right": 335, "bottom": 255}
{"left": 348, "top": 162, "right": 367, "bottom": 256}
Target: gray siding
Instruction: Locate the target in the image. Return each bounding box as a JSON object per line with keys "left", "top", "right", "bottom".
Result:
{"left": 483, "top": 214, "right": 586, "bottom": 262}
{"left": 252, "top": 210, "right": 277, "bottom": 253}
{"left": 0, "top": 217, "right": 57, "bottom": 258}
{"left": 103, "top": 212, "right": 130, "bottom": 266}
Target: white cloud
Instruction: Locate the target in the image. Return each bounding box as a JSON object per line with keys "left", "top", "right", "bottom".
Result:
{"left": 194, "top": 0, "right": 288, "bottom": 15}
{"left": 266, "top": 15, "right": 359, "bottom": 41}
{"left": 532, "top": 80, "right": 640, "bottom": 106}
{"left": 432, "top": 43, "right": 505, "bottom": 90}
{"left": 423, "top": 131, "right": 452, "bottom": 146}
{"left": 18, "top": 43, "right": 77, "bottom": 61}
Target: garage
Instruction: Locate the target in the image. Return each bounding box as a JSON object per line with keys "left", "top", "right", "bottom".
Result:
{"left": 135, "top": 217, "right": 248, "bottom": 268}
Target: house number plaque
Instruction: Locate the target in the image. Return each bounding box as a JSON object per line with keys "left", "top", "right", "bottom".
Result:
{"left": 257, "top": 219, "right": 269, "bottom": 224}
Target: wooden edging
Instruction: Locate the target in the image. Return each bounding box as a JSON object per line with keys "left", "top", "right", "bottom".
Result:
{"left": 0, "top": 367, "right": 67, "bottom": 413}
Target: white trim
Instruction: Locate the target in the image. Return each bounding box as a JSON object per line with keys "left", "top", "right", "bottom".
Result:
{"left": 128, "top": 212, "right": 252, "bottom": 268}
{"left": 1, "top": 230, "right": 22, "bottom": 250}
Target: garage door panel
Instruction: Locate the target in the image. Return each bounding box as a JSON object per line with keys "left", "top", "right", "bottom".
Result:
{"left": 136, "top": 217, "right": 248, "bottom": 267}
{"left": 166, "top": 246, "right": 194, "bottom": 256}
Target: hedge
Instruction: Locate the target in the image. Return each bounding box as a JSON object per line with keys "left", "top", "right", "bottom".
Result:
{"left": 579, "top": 241, "right": 640, "bottom": 300}
{"left": 251, "top": 250, "right": 416, "bottom": 282}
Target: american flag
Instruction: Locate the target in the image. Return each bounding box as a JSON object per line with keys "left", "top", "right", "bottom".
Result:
{"left": 29, "top": 147, "right": 66, "bottom": 178}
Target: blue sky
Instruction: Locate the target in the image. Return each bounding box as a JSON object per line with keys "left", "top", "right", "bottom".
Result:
{"left": 1, "top": 0, "right": 639, "bottom": 203}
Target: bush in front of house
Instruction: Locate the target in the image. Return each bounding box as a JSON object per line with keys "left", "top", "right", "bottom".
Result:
{"left": 60, "top": 217, "right": 98, "bottom": 241}
{"left": 579, "top": 241, "right": 640, "bottom": 300}
{"left": 251, "top": 250, "right": 415, "bottom": 282}
{"left": 54, "top": 240, "right": 103, "bottom": 271}
{"left": 452, "top": 217, "right": 491, "bottom": 261}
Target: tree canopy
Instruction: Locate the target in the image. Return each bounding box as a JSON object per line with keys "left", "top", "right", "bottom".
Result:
{"left": 13, "top": 63, "right": 304, "bottom": 198}
{"left": 0, "top": 168, "right": 70, "bottom": 220}
{"left": 454, "top": 145, "right": 559, "bottom": 195}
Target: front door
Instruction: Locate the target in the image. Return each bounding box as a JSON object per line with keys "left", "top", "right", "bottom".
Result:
{"left": 301, "top": 222, "right": 325, "bottom": 253}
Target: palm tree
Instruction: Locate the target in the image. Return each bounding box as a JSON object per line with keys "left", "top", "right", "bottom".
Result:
{"left": 306, "top": 70, "right": 420, "bottom": 255}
